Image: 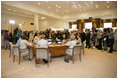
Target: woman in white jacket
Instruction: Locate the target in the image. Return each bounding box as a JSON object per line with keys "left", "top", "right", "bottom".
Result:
{"left": 20, "top": 35, "right": 33, "bottom": 60}
{"left": 64, "top": 35, "right": 77, "bottom": 63}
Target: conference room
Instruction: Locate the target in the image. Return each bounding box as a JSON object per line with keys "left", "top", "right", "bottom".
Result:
{"left": 1, "top": 0, "right": 117, "bottom": 78}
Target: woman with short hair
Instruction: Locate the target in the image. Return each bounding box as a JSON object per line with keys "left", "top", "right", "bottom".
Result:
{"left": 64, "top": 35, "right": 77, "bottom": 63}
{"left": 20, "top": 34, "right": 33, "bottom": 60}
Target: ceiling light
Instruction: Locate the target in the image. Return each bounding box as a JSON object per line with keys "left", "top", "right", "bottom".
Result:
{"left": 38, "top": 3, "right": 40, "bottom": 5}
{"left": 9, "top": 20, "right": 15, "bottom": 24}
{"left": 56, "top": 5, "right": 58, "bottom": 7}
{"left": 19, "top": 24, "right": 22, "bottom": 28}
{"left": 8, "top": 9, "right": 11, "bottom": 11}
{"left": 48, "top": 7, "right": 51, "bottom": 9}
{"left": 106, "top": 1, "right": 109, "bottom": 3}
{"left": 96, "top": 5, "right": 99, "bottom": 8}
{"left": 74, "top": 7, "right": 77, "bottom": 8}
{"left": 41, "top": 17, "right": 45, "bottom": 19}
{"left": 58, "top": 6, "right": 60, "bottom": 8}
{"left": 13, "top": 10, "right": 16, "bottom": 12}
{"left": 107, "top": 6, "right": 110, "bottom": 8}
{"left": 29, "top": 13, "right": 32, "bottom": 15}
{"left": 46, "top": 1, "right": 48, "bottom": 2}
{"left": 73, "top": 5, "right": 77, "bottom": 8}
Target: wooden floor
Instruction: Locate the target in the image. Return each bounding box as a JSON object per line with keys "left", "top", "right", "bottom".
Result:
{"left": 1, "top": 48, "right": 117, "bottom": 78}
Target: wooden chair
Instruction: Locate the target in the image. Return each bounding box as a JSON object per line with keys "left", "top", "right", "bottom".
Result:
{"left": 35, "top": 47, "right": 51, "bottom": 67}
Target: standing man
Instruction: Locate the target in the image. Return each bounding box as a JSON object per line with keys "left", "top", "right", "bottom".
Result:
{"left": 85, "top": 29, "right": 91, "bottom": 48}
{"left": 81, "top": 31, "right": 86, "bottom": 43}
{"left": 108, "top": 28, "right": 114, "bottom": 53}
{"left": 97, "top": 30, "right": 102, "bottom": 50}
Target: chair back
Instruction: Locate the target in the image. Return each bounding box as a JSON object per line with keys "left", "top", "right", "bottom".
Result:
{"left": 35, "top": 47, "right": 49, "bottom": 60}
{"left": 13, "top": 45, "right": 20, "bottom": 56}
{"left": 73, "top": 45, "right": 81, "bottom": 55}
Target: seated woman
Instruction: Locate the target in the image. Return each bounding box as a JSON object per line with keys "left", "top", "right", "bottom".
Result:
{"left": 76, "top": 34, "right": 82, "bottom": 45}
{"left": 33, "top": 33, "right": 41, "bottom": 45}
{"left": 20, "top": 35, "right": 33, "bottom": 60}
{"left": 64, "top": 35, "right": 77, "bottom": 63}
{"left": 62, "top": 34, "right": 67, "bottom": 44}
{"left": 37, "top": 34, "right": 49, "bottom": 63}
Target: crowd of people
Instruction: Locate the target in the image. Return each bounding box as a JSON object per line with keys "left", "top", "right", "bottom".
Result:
{"left": 4, "top": 27, "right": 117, "bottom": 63}
{"left": 4, "top": 27, "right": 117, "bottom": 52}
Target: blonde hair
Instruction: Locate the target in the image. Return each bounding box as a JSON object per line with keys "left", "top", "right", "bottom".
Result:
{"left": 41, "top": 35, "right": 45, "bottom": 39}
{"left": 70, "top": 35, "right": 75, "bottom": 40}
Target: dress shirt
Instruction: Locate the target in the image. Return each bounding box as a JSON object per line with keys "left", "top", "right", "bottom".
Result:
{"left": 20, "top": 39, "right": 32, "bottom": 49}
{"left": 37, "top": 39, "right": 48, "bottom": 48}
{"left": 65, "top": 40, "right": 76, "bottom": 49}
{"left": 64, "top": 40, "right": 76, "bottom": 56}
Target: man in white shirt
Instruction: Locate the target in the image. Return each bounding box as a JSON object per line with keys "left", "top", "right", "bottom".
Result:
{"left": 37, "top": 35, "right": 48, "bottom": 48}
{"left": 36, "top": 34, "right": 49, "bottom": 63}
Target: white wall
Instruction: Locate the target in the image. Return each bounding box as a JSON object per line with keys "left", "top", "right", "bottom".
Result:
{"left": 1, "top": 12, "right": 69, "bottom": 32}
{"left": 38, "top": 18, "right": 69, "bottom": 31}
{"left": 1, "top": 12, "right": 35, "bottom": 31}
{"left": 39, "top": 19, "right": 47, "bottom": 31}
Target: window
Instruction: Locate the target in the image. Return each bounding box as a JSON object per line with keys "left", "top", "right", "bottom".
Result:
{"left": 72, "top": 24, "right": 77, "bottom": 29}
{"left": 85, "top": 22, "right": 92, "bottom": 29}
{"left": 104, "top": 23, "right": 112, "bottom": 28}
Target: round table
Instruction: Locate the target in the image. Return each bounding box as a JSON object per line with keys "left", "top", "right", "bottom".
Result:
{"left": 29, "top": 45, "right": 69, "bottom": 57}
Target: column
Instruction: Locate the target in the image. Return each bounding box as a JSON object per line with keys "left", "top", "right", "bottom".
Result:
{"left": 34, "top": 14, "right": 39, "bottom": 31}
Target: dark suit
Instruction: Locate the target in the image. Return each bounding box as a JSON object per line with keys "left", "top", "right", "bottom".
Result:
{"left": 86, "top": 32, "right": 90, "bottom": 48}
{"left": 81, "top": 32, "right": 86, "bottom": 43}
